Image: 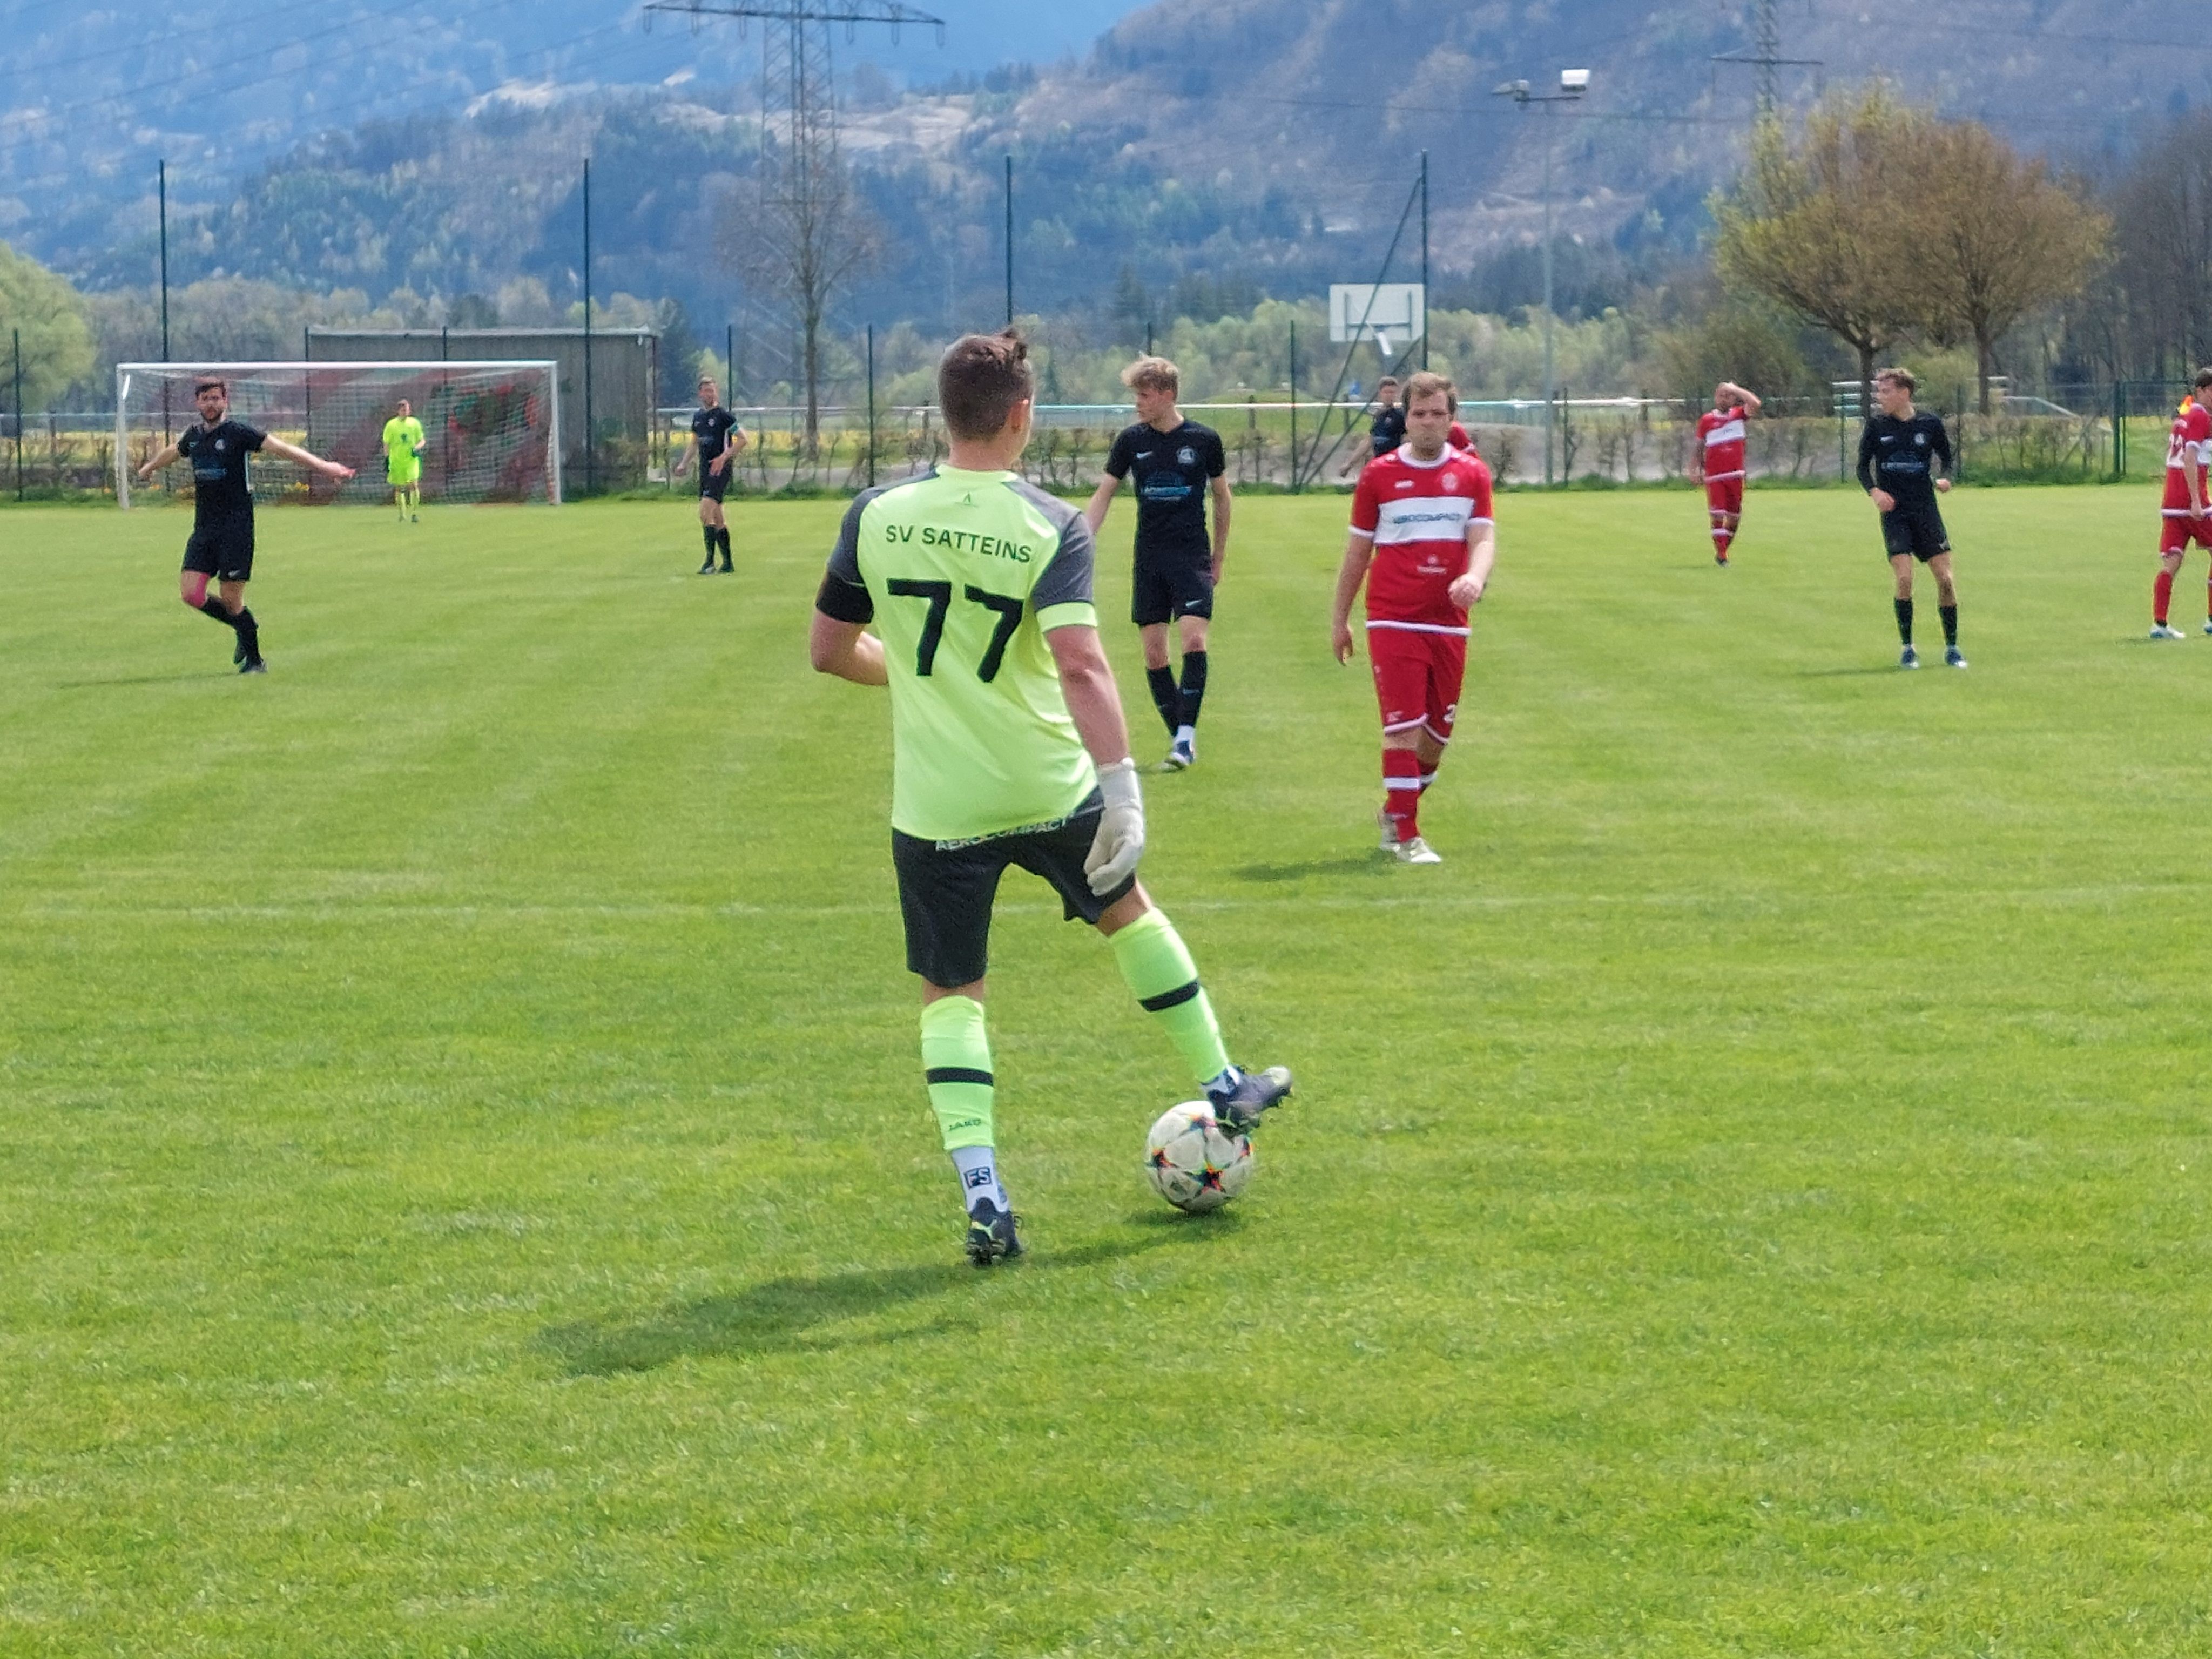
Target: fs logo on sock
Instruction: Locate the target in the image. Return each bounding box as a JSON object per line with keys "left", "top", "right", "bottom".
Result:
{"left": 963, "top": 1164, "right": 995, "bottom": 1191}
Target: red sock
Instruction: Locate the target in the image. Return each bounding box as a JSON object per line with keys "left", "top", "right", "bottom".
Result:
{"left": 1711, "top": 526, "right": 1732, "bottom": 558}
{"left": 1384, "top": 748, "right": 1422, "bottom": 841}
{"left": 2156, "top": 569, "right": 2176, "bottom": 625}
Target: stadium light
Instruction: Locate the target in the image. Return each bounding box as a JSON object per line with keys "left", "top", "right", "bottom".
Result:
{"left": 1492, "top": 67, "right": 1590, "bottom": 484}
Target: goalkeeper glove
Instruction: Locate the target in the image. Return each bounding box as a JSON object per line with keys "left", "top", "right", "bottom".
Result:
{"left": 1084, "top": 757, "right": 1145, "bottom": 894}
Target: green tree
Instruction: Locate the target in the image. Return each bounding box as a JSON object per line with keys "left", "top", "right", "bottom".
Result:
{"left": 0, "top": 241, "right": 95, "bottom": 409}
{"left": 1912, "top": 121, "right": 2109, "bottom": 413}
{"left": 1714, "top": 90, "right": 1931, "bottom": 413}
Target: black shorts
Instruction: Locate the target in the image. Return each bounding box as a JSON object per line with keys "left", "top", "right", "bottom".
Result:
{"left": 1880, "top": 503, "right": 1950, "bottom": 563}
{"left": 891, "top": 790, "right": 1136, "bottom": 987}
{"left": 1131, "top": 552, "right": 1213, "bottom": 627}
{"left": 182, "top": 520, "right": 254, "bottom": 582}
{"left": 698, "top": 458, "right": 731, "bottom": 502}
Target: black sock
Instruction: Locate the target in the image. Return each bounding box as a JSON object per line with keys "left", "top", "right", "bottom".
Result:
{"left": 717, "top": 527, "right": 732, "bottom": 562}
{"left": 199, "top": 595, "right": 239, "bottom": 629}
{"left": 1144, "top": 665, "right": 1179, "bottom": 736}
{"left": 1177, "top": 649, "right": 1209, "bottom": 731}
{"left": 1894, "top": 597, "right": 1914, "bottom": 645}
{"left": 702, "top": 525, "right": 717, "bottom": 561}
{"left": 1940, "top": 604, "right": 1958, "bottom": 647}
{"left": 234, "top": 607, "right": 260, "bottom": 659}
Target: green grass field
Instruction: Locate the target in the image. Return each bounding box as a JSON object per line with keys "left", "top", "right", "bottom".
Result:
{"left": 5, "top": 485, "right": 2212, "bottom": 1656}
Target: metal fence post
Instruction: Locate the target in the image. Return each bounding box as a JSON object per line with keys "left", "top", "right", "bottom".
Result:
{"left": 14, "top": 328, "right": 23, "bottom": 502}
{"left": 866, "top": 324, "right": 877, "bottom": 490}
{"left": 1288, "top": 320, "right": 1298, "bottom": 493}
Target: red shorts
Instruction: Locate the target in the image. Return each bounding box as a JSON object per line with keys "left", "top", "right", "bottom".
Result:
{"left": 1368, "top": 624, "right": 1466, "bottom": 744}
{"left": 1704, "top": 475, "right": 1744, "bottom": 517}
{"left": 2160, "top": 510, "right": 2212, "bottom": 555}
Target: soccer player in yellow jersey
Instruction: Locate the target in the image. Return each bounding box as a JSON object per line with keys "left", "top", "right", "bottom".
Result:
{"left": 381, "top": 399, "right": 426, "bottom": 521}
{"left": 810, "top": 330, "right": 1293, "bottom": 1265}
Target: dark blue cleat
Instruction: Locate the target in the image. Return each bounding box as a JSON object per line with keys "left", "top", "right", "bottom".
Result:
{"left": 964, "top": 1199, "right": 1023, "bottom": 1267}
{"left": 1207, "top": 1064, "right": 1294, "bottom": 1134}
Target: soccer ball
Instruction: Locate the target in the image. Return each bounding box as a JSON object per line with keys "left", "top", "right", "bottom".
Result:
{"left": 1144, "top": 1102, "right": 1253, "bottom": 1212}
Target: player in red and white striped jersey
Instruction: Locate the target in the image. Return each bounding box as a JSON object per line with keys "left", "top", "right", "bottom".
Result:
{"left": 2150, "top": 368, "right": 2212, "bottom": 639}
{"left": 1693, "top": 381, "right": 1761, "bottom": 565}
{"left": 1331, "top": 370, "right": 1496, "bottom": 865}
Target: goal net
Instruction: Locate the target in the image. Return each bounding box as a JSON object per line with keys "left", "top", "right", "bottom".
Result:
{"left": 115, "top": 360, "right": 562, "bottom": 508}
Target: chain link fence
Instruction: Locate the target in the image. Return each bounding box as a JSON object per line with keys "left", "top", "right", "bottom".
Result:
{"left": 6, "top": 385, "right": 2127, "bottom": 501}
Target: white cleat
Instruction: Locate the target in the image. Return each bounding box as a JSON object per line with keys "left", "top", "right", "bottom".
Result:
{"left": 1393, "top": 836, "right": 1443, "bottom": 865}
{"left": 1377, "top": 808, "right": 1400, "bottom": 852}
{"left": 2150, "top": 623, "right": 2187, "bottom": 640}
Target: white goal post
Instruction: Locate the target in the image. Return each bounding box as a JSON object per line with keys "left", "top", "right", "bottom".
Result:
{"left": 115, "top": 360, "right": 562, "bottom": 508}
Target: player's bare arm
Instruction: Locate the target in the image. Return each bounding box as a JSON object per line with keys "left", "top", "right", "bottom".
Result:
{"left": 1330, "top": 533, "right": 1374, "bottom": 664}
{"left": 1046, "top": 624, "right": 1137, "bottom": 772}
{"left": 1723, "top": 382, "right": 1763, "bottom": 416}
{"left": 1082, "top": 472, "right": 1120, "bottom": 537}
{"left": 1448, "top": 522, "right": 1497, "bottom": 609}
{"left": 712, "top": 427, "right": 746, "bottom": 474}
{"left": 137, "top": 441, "right": 182, "bottom": 482}
{"left": 262, "top": 435, "right": 354, "bottom": 480}
{"left": 1209, "top": 475, "right": 1232, "bottom": 583}
{"left": 808, "top": 613, "right": 889, "bottom": 686}
{"left": 673, "top": 434, "right": 696, "bottom": 478}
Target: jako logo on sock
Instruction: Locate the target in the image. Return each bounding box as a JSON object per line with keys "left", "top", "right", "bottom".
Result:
{"left": 963, "top": 1165, "right": 995, "bottom": 1190}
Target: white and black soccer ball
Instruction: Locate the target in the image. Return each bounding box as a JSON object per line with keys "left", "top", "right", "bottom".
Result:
{"left": 1144, "top": 1101, "right": 1253, "bottom": 1212}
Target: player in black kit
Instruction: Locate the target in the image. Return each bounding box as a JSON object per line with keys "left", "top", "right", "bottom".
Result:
{"left": 136, "top": 378, "right": 355, "bottom": 674}
{"left": 1083, "top": 356, "right": 1231, "bottom": 770}
{"left": 1339, "top": 375, "right": 1406, "bottom": 479}
{"left": 1857, "top": 366, "right": 1964, "bottom": 670}
{"left": 673, "top": 374, "right": 748, "bottom": 574}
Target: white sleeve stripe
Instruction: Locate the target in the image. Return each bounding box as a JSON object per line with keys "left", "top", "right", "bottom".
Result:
{"left": 1348, "top": 527, "right": 1375, "bottom": 540}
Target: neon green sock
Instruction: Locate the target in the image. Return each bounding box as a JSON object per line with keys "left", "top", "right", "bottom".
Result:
{"left": 919, "top": 995, "right": 994, "bottom": 1151}
{"left": 1108, "top": 909, "right": 1230, "bottom": 1087}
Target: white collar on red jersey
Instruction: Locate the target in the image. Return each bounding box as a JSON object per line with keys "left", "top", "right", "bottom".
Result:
{"left": 1391, "top": 443, "right": 1460, "bottom": 469}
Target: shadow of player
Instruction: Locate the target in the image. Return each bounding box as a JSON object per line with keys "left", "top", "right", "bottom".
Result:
{"left": 1233, "top": 853, "right": 1392, "bottom": 883}
{"left": 540, "top": 1226, "right": 1211, "bottom": 1375}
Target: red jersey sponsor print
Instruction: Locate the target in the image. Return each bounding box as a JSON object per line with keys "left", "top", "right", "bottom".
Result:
{"left": 1696, "top": 407, "right": 1746, "bottom": 482}
{"left": 2163, "top": 397, "right": 2212, "bottom": 515}
{"left": 1351, "top": 446, "right": 1495, "bottom": 630}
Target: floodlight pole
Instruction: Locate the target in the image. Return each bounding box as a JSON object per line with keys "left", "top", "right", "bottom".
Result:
{"left": 14, "top": 328, "right": 23, "bottom": 503}
{"left": 583, "top": 157, "right": 595, "bottom": 496}
{"left": 866, "top": 322, "right": 877, "bottom": 489}
{"left": 1495, "top": 73, "right": 1587, "bottom": 485}
{"left": 1004, "top": 154, "right": 1015, "bottom": 327}
{"left": 1419, "top": 151, "right": 1429, "bottom": 371}
{"left": 157, "top": 160, "right": 170, "bottom": 363}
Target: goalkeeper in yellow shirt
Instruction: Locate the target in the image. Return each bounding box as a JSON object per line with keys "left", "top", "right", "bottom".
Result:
{"left": 381, "top": 399, "right": 427, "bottom": 521}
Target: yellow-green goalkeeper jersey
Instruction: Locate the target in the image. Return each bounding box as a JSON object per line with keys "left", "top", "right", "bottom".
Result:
{"left": 381, "top": 415, "right": 424, "bottom": 466}
{"left": 817, "top": 466, "right": 1101, "bottom": 841}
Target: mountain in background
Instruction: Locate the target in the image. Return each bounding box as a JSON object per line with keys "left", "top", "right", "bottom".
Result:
{"left": 9, "top": 0, "right": 2209, "bottom": 349}
{"left": 0, "top": 0, "right": 1142, "bottom": 274}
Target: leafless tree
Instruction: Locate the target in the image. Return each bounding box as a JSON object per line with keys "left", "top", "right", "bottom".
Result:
{"left": 720, "top": 117, "right": 880, "bottom": 456}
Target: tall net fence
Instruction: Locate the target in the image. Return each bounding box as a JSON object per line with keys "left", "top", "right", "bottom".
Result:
{"left": 114, "top": 362, "right": 560, "bottom": 507}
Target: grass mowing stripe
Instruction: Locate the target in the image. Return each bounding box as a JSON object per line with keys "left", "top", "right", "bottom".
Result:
{"left": 5, "top": 490, "right": 2212, "bottom": 1655}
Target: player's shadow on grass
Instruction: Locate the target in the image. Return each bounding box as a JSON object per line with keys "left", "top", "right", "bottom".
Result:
{"left": 541, "top": 1230, "right": 1198, "bottom": 1375}
{"left": 55, "top": 672, "right": 226, "bottom": 689}
{"left": 1233, "top": 853, "right": 1392, "bottom": 882}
